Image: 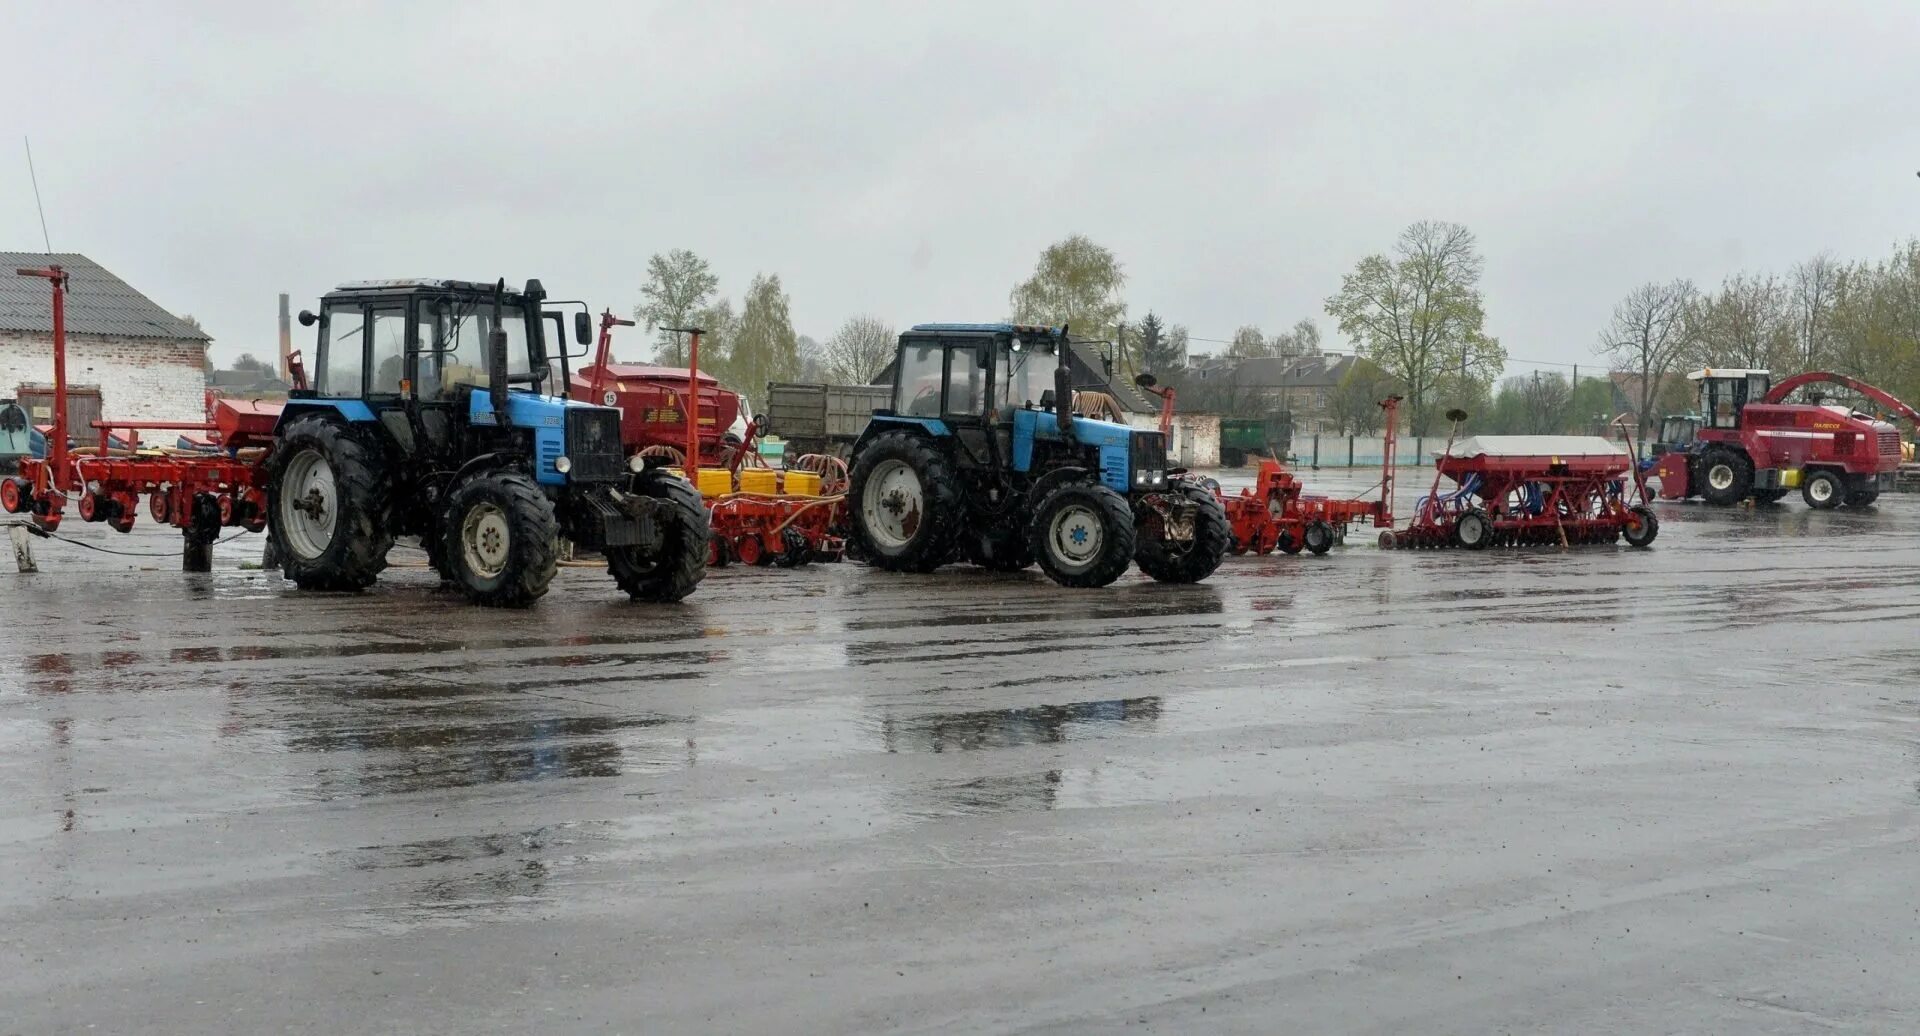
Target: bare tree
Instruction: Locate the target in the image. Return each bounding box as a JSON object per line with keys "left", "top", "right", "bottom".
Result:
{"left": 1518, "top": 372, "right": 1573, "bottom": 434}
{"left": 1597, "top": 279, "right": 1696, "bottom": 440}
{"left": 822, "top": 315, "right": 896, "bottom": 384}
{"left": 1790, "top": 253, "right": 1840, "bottom": 372}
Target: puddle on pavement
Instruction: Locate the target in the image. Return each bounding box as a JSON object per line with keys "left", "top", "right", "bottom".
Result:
{"left": 877, "top": 696, "right": 1164, "bottom": 754}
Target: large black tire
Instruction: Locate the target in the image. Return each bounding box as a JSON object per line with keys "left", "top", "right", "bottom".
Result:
{"left": 1302, "top": 519, "right": 1336, "bottom": 555}
{"left": 1751, "top": 487, "right": 1790, "bottom": 505}
{"left": 1801, "top": 469, "right": 1843, "bottom": 510}
{"left": 266, "top": 413, "right": 392, "bottom": 591}
{"left": 440, "top": 469, "right": 559, "bottom": 607}
{"left": 1622, "top": 505, "right": 1659, "bottom": 547}
{"left": 1695, "top": 447, "right": 1753, "bottom": 506}
{"left": 1134, "top": 484, "right": 1229, "bottom": 584}
{"left": 848, "top": 431, "right": 963, "bottom": 573}
{"left": 964, "top": 524, "right": 1034, "bottom": 572}
{"left": 608, "top": 470, "right": 709, "bottom": 602}
{"left": 1844, "top": 488, "right": 1880, "bottom": 508}
{"left": 1453, "top": 509, "right": 1493, "bottom": 550}
{"left": 1028, "top": 480, "right": 1136, "bottom": 588}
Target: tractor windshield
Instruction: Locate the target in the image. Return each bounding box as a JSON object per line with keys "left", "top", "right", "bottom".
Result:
{"left": 422, "top": 297, "right": 538, "bottom": 398}
{"left": 1002, "top": 336, "right": 1055, "bottom": 410}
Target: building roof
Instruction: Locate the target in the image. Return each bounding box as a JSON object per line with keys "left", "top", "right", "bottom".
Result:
{"left": 1233, "top": 353, "right": 1354, "bottom": 389}
{"left": 0, "top": 252, "right": 211, "bottom": 341}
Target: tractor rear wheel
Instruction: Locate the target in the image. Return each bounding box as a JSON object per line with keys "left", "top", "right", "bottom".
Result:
{"left": 441, "top": 469, "right": 559, "bottom": 607}
{"left": 266, "top": 413, "right": 391, "bottom": 592}
{"left": 1843, "top": 488, "right": 1880, "bottom": 508}
{"left": 608, "top": 470, "right": 710, "bottom": 602}
{"left": 1696, "top": 447, "right": 1752, "bottom": 506}
{"left": 1453, "top": 509, "right": 1493, "bottom": 550}
{"left": 1029, "top": 480, "right": 1136, "bottom": 588}
{"left": 1801, "top": 469, "right": 1843, "bottom": 509}
{"left": 1622, "top": 505, "right": 1659, "bottom": 547}
{"left": 849, "top": 431, "right": 962, "bottom": 573}
{"left": 1134, "top": 483, "right": 1229, "bottom": 583}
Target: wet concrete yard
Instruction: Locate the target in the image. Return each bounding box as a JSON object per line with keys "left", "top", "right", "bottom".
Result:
{"left": 4, "top": 482, "right": 1919, "bottom": 1032}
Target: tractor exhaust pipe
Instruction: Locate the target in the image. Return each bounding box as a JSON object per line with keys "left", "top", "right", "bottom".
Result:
{"left": 1054, "top": 323, "right": 1073, "bottom": 438}
{"left": 487, "top": 278, "right": 510, "bottom": 425}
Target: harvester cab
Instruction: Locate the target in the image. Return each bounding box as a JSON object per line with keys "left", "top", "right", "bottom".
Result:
{"left": 846, "top": 323, "right": 1228, "bottom": 588}
{"left": 267, "top": 278, "right": 708, "bottom": 606}
{"left": 1693, "top": 369, "right": 1773, "bottom": 431}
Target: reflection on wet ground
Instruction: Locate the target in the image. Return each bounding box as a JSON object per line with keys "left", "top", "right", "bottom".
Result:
{"left": 3, "top": 486, "right": 1920, "bottom": 1031}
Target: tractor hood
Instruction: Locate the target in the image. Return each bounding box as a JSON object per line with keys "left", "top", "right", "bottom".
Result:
{"left": 467, "top": 388, "right": 613, "bottom": 429}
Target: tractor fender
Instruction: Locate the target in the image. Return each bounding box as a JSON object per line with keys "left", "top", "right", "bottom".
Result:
{"left": 272, "top": 399, "right": 377, "bottom": 433}
{"left": 1026, "top": 466, "right": 1094, "bottom": 508}
{"left": 447, "top": 452, "right": 528, "bottom": 495}
{"left": 851, "top": 414, "right": 950, "bottom": 457}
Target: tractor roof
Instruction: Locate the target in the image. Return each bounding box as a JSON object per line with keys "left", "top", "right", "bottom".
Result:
{"left": 330, "top": 279, "right": 508, "bottom": 295}
{"left": 1687, "top": 368, "right": 1771, "bottom": 380}
{"left": 908, "top": 323, "right": 1064, "bottom": 337}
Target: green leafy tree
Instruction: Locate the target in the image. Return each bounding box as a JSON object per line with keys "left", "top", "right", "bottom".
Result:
{"left": 727, "top": 273, "right": 801, "bottom": 399}
{"left": 1269, "top": 319, "right": 1322, "bottom": 358}
{"left": 1227, "top": 325, "right": 1268, "bottom": 358}
{"left": 1008, "top": 234, "right": 1127, "bottom": 342}
{"left": 1325, "top": 221, "right": 1505, "bottom": 434}
{"left": 1134, "top": 311, "right": 1185, "bottom": 376}
{"left": 636, "top": 249, "right": 719, "bottom": 365}
{"left": 1326, "top": 357, "right": 1401, "bottom": 435}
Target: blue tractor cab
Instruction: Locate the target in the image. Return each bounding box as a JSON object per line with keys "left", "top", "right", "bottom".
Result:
{"left": 846, "top": 323, "right": 1227, "bottom": 587}
{"left": 266, "top": 278, "right": 707, "bottom": 606}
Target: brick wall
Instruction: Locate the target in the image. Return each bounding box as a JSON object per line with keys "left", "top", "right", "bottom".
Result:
{"left": 0, "top": 329, "right": 208, "bottom": 425}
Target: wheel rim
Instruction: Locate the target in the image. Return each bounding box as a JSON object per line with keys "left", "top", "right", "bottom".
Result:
{"left": 1809, "top": 477, "right": 1833, "bottom": 502}
{"left": 460, "top": 502, "right": 511, "bottom": 579}
{"left": 1046, "top": 503, "right": 1104, "bottom": 571}
{"left": 1707, "top": 464, "right": 1734, "bottom": 491}
{"left": 278, "top": 449, "right": 338, "bottom": 561}
{"left": 861, "top": 459, "right": 923, "bottom": 550}
{"left": 1461, "top": 516, "right": 1486, "bottom": 546}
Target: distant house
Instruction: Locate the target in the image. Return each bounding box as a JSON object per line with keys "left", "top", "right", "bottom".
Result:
{"left": 0, "top": 252, "right": 211, "bottom": 430}
{"left": 1209, "top": 353, "right": 1355, "bottom": 435}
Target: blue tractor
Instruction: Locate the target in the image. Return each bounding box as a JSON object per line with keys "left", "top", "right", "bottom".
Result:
{"left": 846, "top": 324, "right": 1228, "bottom": 588}
{"left": 266, "top": 278, "right": 708, "bottom": 606}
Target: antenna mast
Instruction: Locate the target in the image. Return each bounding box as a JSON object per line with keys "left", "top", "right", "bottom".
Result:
{"left": 24, "top": 136, "right": 52, "bottom": 254}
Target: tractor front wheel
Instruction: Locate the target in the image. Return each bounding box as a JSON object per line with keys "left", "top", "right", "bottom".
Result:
{"left": 1134, "top": 484, "right": 1229, "bottom": 584}
{"left": 1029, "top": 481, "right": 1136, "bottom": 588}
{"left": 1696, "top": 447, "right": 1753, "bottom": 506}
{"left": 441, "top": 470, "right": 559, "bottom": 607}
{"left": 266, "top": 414, "right": 392, "bottom": 592}
{"left": 608, "top": 470, "right": 710, "bottom": 602}
{"left": 849, "top": 431, "right": 962, "bottom": 573}
{"left": 1801, "top": 469, "right": 1843, "bottom": 510}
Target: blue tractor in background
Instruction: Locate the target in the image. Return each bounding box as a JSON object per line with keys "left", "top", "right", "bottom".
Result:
{"left": 267, "top": 278, "right": 707, "bottom": 606}
{"left": 846, "top": 323, "right": 1228, "bottom": 588}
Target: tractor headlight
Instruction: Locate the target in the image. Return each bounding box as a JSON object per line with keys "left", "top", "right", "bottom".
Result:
{"left": 628, "top": 454, "right": 646, "bottom": 473}
{"left": 554, "top": 455, "right": 573, "bottom": 474}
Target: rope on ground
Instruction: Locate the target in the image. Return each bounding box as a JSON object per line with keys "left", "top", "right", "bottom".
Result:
{"left": 24, "top": 526, "right": 256, "bottom": 558}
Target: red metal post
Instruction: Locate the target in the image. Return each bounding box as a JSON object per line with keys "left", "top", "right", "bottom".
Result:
{"left": 685, "top": 330, "right": 702, "bottom": 480}
{"left": 586, "top": 310, "right": 634, "bottom": 406}
{"left": 1377, "top": 395, "right": 1400, "bottom": 526}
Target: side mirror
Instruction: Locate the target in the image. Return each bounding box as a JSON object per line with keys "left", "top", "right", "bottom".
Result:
{"left": 1134, "top": 373, "right": 1158, "bottom": 389}
{"left": 297, "top": 310, "right": 318, "bottom": 327}
{"left": 575, "top": 311, "right": 592, "bottom": 346}
{"left": 1039, "top": 388, "right": 1057, "bottom": 411}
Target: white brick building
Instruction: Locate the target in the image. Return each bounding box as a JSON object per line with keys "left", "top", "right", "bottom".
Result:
{"left": 0, "top": 252, "right": 210, "bottom": 430}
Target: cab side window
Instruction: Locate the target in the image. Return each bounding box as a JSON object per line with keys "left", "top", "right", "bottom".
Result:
{"left": 895, "top": 344, "right": 943, "bottom": 417}
{"left": 319, "top": 305, "right": 366, "bottom": 398}
{"left": 368, "top": 307, "right": 408, "bottom": 395}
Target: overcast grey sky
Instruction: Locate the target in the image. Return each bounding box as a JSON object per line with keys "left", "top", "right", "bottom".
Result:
{"left": 7, "top": 1, "right": 1918, "bottom": 373}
